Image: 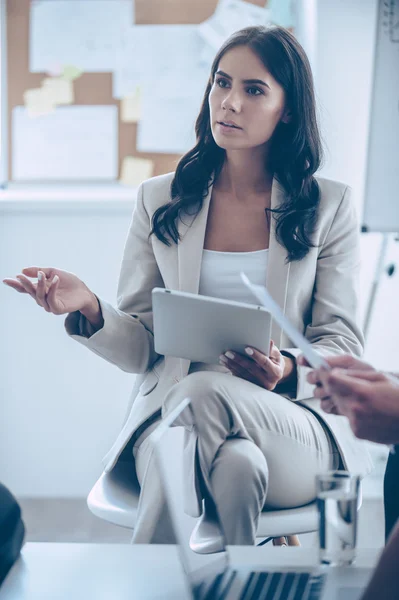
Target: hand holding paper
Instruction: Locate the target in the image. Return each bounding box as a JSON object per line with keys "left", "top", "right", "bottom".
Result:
{"left": 240, "top": 272, "right": 330, "bottom": 371}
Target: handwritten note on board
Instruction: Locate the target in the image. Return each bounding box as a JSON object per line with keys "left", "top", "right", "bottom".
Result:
{"left": 30, "top": 0, "right": 133, "bottom": 73}
{"left": 12, "top": 106, "right": 118, "bottom": 181}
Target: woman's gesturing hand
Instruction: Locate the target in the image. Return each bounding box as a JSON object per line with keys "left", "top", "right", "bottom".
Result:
{"left": 3, "top": 266, "right": 97, "bottom": 316}
{"left": 219, "top": 340, "right": 295, "bottom": 391}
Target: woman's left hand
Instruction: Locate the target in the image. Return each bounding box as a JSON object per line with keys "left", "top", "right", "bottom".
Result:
{"left": 219, "top": 340, "right": 295, "bottom": 391}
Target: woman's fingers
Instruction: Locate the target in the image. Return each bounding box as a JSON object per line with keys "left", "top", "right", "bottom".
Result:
{"left": 16, "top": 272, "right": 51, "bottom": 311}
{"left": 221, "top": 352, "right": 271, "bottom": 386}
{"left": 15, "top": 274, "right": 37, "bottom": 297}
{"left": 245, "top": 342, "right": 277, "bottom": 375}
{"left": 35, "top": 271, "right": 51, "bottom": 312}
{"left": 4, "top": 269, "right": 60, "bottom": 313}
{"left": 2, "top": 278, "right": 29, "bottom": 294}
{"left": 45, "top": 275, "right": 60, "bottom": 312}
{"left": 224, "top": 361, "right": 259, "bottom": 386}
{"left": 21, "top": 266, "right": 53, "bottom": 278}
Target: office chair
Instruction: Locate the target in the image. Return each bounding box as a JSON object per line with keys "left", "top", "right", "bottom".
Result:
{"left": 87, "top": 427, "right": 362, "bottom": 552}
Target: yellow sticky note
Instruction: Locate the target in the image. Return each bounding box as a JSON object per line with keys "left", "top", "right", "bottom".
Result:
{"left": 121, "top": 87, "right": 141, "bottom": 123}
{"left": 41, "top": 77, "right": 74, "bottom": 105}
{"left": 62, "top": 65, "right": 83, "bottom": 81}
{"left": 120, "top": 157, "right": 154, "bottom": 187}
{"left": 23, "top": 88, "right": 55, "bottom": 118}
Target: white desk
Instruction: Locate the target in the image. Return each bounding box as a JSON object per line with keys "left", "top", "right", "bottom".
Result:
{"left": 0, "top": 544, "right": 380, "bottom": 600}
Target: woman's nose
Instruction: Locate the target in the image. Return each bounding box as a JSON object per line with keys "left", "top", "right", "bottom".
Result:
{"left": 222, "top": 92, "right": 242, "bottom": 113}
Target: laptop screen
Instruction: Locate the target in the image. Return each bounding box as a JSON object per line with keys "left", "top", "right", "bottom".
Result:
{"left": 152, "top": 399, "right": 229, "bottom": 590}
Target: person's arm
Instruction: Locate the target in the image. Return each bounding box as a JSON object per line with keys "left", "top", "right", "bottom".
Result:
{"left": 64, "top": 181, "right": 164, "bottom": 374}
{"left": 361, "top": 521, "right": 399, "bottom": 600}
{"left": 80, "top": 292, "right": 103, "bottom": 329}
{"left": 282, "top": 186, "right": 365, "bottom": 401}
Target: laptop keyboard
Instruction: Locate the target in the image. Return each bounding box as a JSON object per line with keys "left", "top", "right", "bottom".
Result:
{"left": 203, "top": 570, "right": 325, "bottom": 600}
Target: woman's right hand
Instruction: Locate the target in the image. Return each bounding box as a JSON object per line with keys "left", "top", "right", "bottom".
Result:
{"left": 2, "top": 266, "right": 97, "bottom": 316}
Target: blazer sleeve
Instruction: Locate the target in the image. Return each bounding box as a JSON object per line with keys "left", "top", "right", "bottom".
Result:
{"left": 282, "top": 185, "right": 365, "bottom": 401}
{"left": 64, "top": 181, "right": 164, "bottom": 374}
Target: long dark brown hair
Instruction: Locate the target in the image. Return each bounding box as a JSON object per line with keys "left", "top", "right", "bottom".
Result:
{"left": 150, "top": 26, "right": 323, "bottom": 261}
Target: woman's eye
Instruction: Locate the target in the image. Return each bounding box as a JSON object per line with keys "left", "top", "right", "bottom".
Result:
{"left": 216, "top": 77, "right": 229, "bottom": 88}
{"left": 247, "top": 86, "right": 262, "bottom": 96}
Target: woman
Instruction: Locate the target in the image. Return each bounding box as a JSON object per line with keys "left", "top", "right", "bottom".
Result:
{"left": 3, "top": 26, "right": 372, "bottom": 546}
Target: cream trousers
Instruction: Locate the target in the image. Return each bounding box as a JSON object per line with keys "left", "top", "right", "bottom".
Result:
{"left": 133, "top": 371, "right": 340, "bottom": 545}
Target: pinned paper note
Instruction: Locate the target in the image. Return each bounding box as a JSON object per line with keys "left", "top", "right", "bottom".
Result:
{"left": 23, "top": 88, "right": 55, "bottom": 118}
{"left": 113, "top": 25, "right": 202, "bottom": 99}
{"left": 120, "top": 157, "right": 154, "bottom": 187}
{"left": 62, "top": 65, "right": 83, "bottom": 81}
{"left": 30, "top": 1, "right": 133, "bottom": 73}
{"left": 12, "top": 106, "right": 118, "bottom": 180}
{"left": 121, "top": 87, "right": 141, "bottom": 123}
{"left": 198, "top": 0, "right": 271, "bottom": 51}
{"left": 42, "top": 77, "right": 74, "bottom": 105}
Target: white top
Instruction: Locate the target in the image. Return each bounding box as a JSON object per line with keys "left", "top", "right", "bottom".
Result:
{"left": 198, "top": 248, "right": 269, "bottom": 305}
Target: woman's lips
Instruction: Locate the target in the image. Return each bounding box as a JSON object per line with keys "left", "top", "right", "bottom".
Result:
{"left": 217, "top": 122, "right": 242, "bottom": 132}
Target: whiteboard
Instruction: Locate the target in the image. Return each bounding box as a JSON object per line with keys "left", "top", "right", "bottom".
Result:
{"left": 363, "top": 0, "right": 399, "bottom": 232}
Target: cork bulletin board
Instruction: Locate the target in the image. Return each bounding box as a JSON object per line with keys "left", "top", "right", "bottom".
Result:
{"left": 6, "top": 0, "right": 267, "bottom": 183}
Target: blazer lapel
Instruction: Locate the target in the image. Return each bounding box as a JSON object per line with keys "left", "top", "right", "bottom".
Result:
{"left": 266, "top": 178, "right": 291, "bottom": 347}
{"left": 177, "top": 181, "right": 213, "bottom": 294}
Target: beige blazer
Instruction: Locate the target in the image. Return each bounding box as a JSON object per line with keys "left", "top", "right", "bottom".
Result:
{"left": 65, "top": 172, "right": 373, "bottom": 478}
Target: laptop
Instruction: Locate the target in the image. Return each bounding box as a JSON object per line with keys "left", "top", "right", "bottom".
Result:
{"left": 152, "top": 398, "right": 373, "bottom": 600}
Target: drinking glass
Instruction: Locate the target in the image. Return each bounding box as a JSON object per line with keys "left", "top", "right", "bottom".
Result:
{"left": 316, "top": 471, "right": 360, "bottom": 566}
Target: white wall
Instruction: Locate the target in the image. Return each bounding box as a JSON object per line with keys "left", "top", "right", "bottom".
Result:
{"left": 0, "top": 196, "right": 136, "bottom": 497}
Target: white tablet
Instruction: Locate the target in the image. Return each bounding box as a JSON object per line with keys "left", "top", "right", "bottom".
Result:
{"left": 152, "top": 288, "right": 271, "bottom": 364}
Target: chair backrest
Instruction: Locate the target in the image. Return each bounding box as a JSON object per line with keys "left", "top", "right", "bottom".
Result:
{"left": 87, "top": 426, "right": 187, "bottom": 530}
{"left": 87, "top": 461, "right": 141, "bottom": 529}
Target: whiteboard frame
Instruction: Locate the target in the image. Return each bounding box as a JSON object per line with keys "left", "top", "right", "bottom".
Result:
{"left": 362, "top": 0, "right": 399, "bottom": 233}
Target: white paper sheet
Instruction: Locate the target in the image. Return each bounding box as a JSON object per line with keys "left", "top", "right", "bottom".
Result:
{"left": 136, "top": 67, "right": 210, "bottom": 154}
{"left": 240, "top": 273, "right": 330, "bottom": 370}
{"left": 113, "top": 25, "right": 204, "bottom": 99}
{"left": 12, "top": 106, "right": 118, "bottom": 181}
{"left": 30, "top": 0, "right": 133, "bottom": 73}
{"left": 198, "top": 0, "right": 271, "bottom": 52}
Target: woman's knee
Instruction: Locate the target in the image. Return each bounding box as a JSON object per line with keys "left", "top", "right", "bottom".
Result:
{"left": 210, "top": 438, "right": 268, "bottom": 502}
{"left": 163, "top": 371, "right": 229, "bottom": 427}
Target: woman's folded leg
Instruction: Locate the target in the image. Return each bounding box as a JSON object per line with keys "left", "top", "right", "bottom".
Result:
{"left": 164, "top": 371, "right": 340, "bottom": 544}
{"left": 209, "top": 437, "right": 268, "bottom": 545}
